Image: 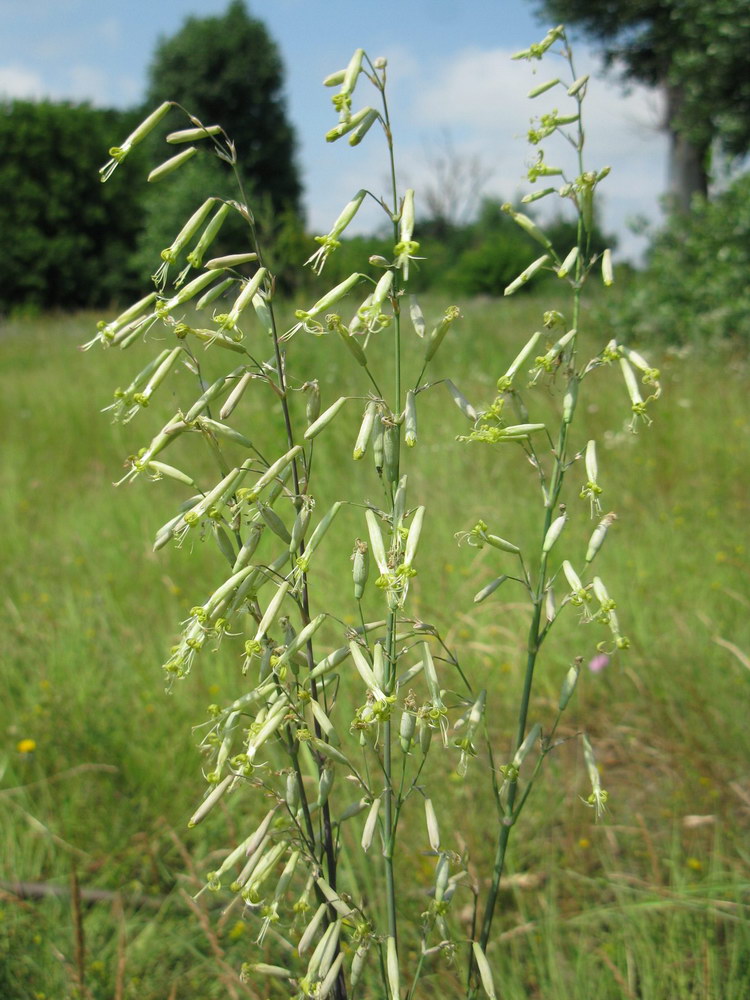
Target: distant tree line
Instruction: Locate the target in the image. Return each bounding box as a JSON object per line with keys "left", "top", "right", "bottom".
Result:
{"left": 2, "top": 0, "right": 749, "bottom": 338}
{"left": 0, "top": 88, "right": 613, "bottom": 314}
{"left": 0, "top": 1, "right": 303, "bottom": 314}
{"left": 0, "top": 101, "right": 148, "bottom": 312}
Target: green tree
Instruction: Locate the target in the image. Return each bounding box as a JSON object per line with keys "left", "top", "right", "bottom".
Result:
{"left": 533, "top": 0, "right": 750, "bottom": 211}
{"left": 0, "top": 101, "right": 146, "bottom": 312}
{"left": 145, "top": 0, "right": 301, "bottom": 216}
{"left": 610, "top": 170, "right": 750, "bottom": 345}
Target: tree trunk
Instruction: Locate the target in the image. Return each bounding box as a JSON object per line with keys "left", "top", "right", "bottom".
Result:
{"left": 665, "top": 82, "right": 709, "bottom": 213}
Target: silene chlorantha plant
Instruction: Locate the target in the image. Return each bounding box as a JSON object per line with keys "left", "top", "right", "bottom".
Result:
{"left": 88, "top": 26, "right": 660, "bottom": 1000}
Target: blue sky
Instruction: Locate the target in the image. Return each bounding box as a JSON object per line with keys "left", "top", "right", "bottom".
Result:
{"left": 0, "top": 0, "right": 667, "bottom": 259}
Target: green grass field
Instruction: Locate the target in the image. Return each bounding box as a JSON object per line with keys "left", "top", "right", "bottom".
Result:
{"left": 1, "top": 294, "right": 749, "bottom": 998}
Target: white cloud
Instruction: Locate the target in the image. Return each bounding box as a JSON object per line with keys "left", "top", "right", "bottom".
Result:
{"left": 0, "top": 65, "right": 46, "bottom": 100}
{"left": 68, "top": 64, "right": 110, "bottom": 104}
{"left": 403, "top": 46, "right": 669, "bottom": 259}
{"left": 413, "top": 46, "right": 530, "bottom": 134}
{"left": 95, "top": 16, "right": 122, "bottom": 46}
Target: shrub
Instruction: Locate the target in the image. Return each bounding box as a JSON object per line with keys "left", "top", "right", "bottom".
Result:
{"left": 612, "top": 172, "right": 750, "bottom": 345}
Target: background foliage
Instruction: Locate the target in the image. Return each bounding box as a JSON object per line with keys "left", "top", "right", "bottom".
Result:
{"left": 609, "top": 172, "right": 750, "bottom": 346}
{"left": 534, "top": 0, "right": 750, "bottom": 207}
{"left": 2, "top": 0, "right": 750, "bottom": 343}
{"left": 0, "top": 101, "right": 146, "bottom": 312}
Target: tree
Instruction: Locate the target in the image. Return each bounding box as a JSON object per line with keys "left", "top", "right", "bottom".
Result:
{"left": 533, "top": 0, "right": 750, "bottom": 212}
{"left": 145, "top": 0, "right": 302, "bottom": 217}
{"left": 0, "top": 101, "right": 146, "bottom": 312}
{"left": 420, "top": 132, "right": 493, "bottom": 237}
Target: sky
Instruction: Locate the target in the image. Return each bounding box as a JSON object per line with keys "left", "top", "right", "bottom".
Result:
{"left": 0, "top": 0, "right": 669, "bottom": 261}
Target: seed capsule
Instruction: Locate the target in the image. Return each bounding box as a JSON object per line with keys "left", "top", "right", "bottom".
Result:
{"left": 353, "top": 401, "right": 377, "bottom": 460}
{"left": 558, "top": 663, "right": 580, "bottom": 711}
{"left": 147, "top": 147, "right": 198, "bottom": 183}
{"left": 542, "top": 512, "right": 567, "bottom": 553}
{"left": 304, "top": 396, "right": 347, "bottom": 440}
{"left": 361, "top": 796, "right": 381, "bottom": 852}
{"left": 404, "top": 390, "right": 417, "bottom": 447}
{"left": 424, "top": 797, "right": 440, "bottom": 851}
{"left": 383, "top": 423, "right": 400, "bottom": 484}
{"left": 372, "top": 417, "right": 385, "bottom": 474}
{"left": 557, "top": 245, "right": 579, "bottom": 279}
{"left": 352, "top": 539, "right": 369, "bottom": 600}
{"left": 504, "top": 254, "right": 550, "bottom": 296}
{"left": 399, "top": 709, "right": 416, "bottom": 752}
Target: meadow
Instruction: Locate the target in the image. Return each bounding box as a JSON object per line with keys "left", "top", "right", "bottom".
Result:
{"left": 1, "top": 292, "right": 749, "bottom": 998}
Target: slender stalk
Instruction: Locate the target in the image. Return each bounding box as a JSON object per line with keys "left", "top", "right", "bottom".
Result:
{"left": 230, "top": 155, "right": 347, "bottom": 999}
{"left": 375, "top": 59, "right": 404, "bottom": 964}
{"left": 471, "top": 39, "right": 592, "bottom": 987}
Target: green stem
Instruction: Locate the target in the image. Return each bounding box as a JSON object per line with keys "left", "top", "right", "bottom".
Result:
{"left": 374, "top": 60, "right": 403, "bottom": 961}
{"left": 382, "top": 609, "right": 398, "bottom": 943}
{"left": 232, "top": 157, "right": 347, "bottom": 998}
{"left": 471, "top": 312, "right": 581, "bottom": 997}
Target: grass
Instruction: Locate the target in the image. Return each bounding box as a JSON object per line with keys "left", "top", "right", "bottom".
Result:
{"left": 1, "top": 293, "right": 749, "bottom": 998}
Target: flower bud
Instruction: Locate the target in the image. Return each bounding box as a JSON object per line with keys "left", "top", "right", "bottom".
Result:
{"left": 424, "top": 305, "right": 460, "bottom": 362}
{"left": 557, "top": 245, "right": 579, "bottom": 279}
{"left": 323, "top": 69, "right": 346, "bottom": 87}
{"left": 399, "top": 189, "right": 415, "bottom": 245}
{"left": 403, "top": 506, "right": 425, "bottom": 568}
{"left": 99, "top": 102, "right": 171, "bottom": 180}
{"left": 558, "top": 662, "right": 580, "bottom": 711}
{"left": 352, "top": 539, "right": 369, "bottom": 599}
{"left": 399, "top": 708, "right": 416, "bottom": 752}
{"left": 444, "top": 379, "right": 477, "bottom": 421}
{"left": 354, "top": 400, "right": 377, "bottom": 460}
{"left": 349, "top": 108, "right": 380, "bottom": 146}
{"left": 567, "top": 74, "right": 590, "bottom": 97}
{"left": 512, "top": 722, "right": 541, "bottom": 770}
{"left": 586, "top": 512, "right": 616, "bottom": 564}
{"left": 304, "top": 396, "right": 347, "bottom": 439}
{"left": 326, "top": 105, "right": 373, "bottom": 142}
{"left": 296, "top": 502, "right": 342, "bottom": 573}
{"left": 187, "top": 202, "right": 230, "bottom": 268}
{"left": 361, "top": 796, "right": 381, "bottom": 852}
{"left": 502, "top": 204, "right": 553, "bottom": 250}
{"left": 383, "top": 424, "right": 400, "bottom": 485}
{"left": 342, "top": 48, "right": 364, "bottom": 95}
{"left": 528, "top": 77, "right": 560, "bottom": 98}
{"left": 159, "top": 198, "right": 215, "bottom": 267}
{"left": 298, "top": 902, "right": 327, "bottom": 954}
{"left": 166, "top": 124, "right": 222, "bottom": 143}
{"left": 424, "top": 797, "right": 440, "bottom": 851}
{"left": 372, "top": 417, "right": 385, "bottom": 474}
{"left": 473, "top": 575, "right": 508, "bottom": 603}
{"left": 147, "top": 147, "right": 198, "bottom": 183}
{"left": 543, "top": 512, "right": 567, "bottom": 553}
{"left": 504, "top": 254, "right": 550, "bottom": 296}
